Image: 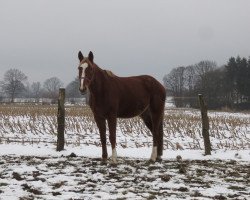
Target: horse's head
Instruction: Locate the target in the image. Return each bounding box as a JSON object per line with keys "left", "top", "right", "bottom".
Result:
{"left": 77, "top": 51, "right": 95, "bottom": 95}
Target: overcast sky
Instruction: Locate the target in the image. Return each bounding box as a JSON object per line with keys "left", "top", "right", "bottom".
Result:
{"left": 1, "top": 0, "right": 250, "bottom": 86}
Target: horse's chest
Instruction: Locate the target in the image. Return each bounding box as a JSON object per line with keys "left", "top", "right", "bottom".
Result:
{"left": 90, "top": 100, "right": 112, "bottom": 117}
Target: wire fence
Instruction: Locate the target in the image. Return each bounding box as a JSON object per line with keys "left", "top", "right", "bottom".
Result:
{"left": 0, "top": 97, "right": 86, "bottom": 105}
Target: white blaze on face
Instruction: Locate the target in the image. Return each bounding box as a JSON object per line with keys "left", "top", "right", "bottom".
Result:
{"left": 80, "top": 63, "right": 88, "bottom": 90}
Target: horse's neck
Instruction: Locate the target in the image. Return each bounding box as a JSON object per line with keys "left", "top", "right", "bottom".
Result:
{"left": 89, "top": 66, "right": 106, "bottom": 96}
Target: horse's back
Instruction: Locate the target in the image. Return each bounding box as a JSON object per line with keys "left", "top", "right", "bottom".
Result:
{"left": 110, "top": 75, "right": 166, "bottom": 118}
{"left": 118, "top": 75, "right": 166, "bottom": 99}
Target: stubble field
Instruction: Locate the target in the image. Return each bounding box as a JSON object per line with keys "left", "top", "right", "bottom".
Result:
{"left": 0, "top": 104, "right": 249, "bottom": 199}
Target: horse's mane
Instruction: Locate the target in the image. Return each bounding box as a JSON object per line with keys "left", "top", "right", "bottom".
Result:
{"left": 103, "top": 69, "right": 116, "bottom": 77}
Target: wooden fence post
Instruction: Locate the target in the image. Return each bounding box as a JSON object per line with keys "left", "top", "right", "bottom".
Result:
{"left": 57, "top": 88, "right": 65, "bottom": 151}
{"left": 198, "top": 94, "right": 211, "bottom": 155}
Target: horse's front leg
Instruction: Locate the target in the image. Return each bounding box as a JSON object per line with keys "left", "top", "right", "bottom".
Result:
{"left": 107, "top": 115, "right": 117, "bottom": 164}
{"left": 94, "top": 116, "right": 107, "bottom": 162}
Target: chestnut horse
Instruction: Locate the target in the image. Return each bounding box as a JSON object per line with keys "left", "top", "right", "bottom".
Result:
{"left": 77, "top": 51, "right": 166, "bottom": 163}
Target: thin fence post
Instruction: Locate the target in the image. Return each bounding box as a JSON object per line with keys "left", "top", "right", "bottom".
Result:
{"left": 57, "top": 88, "right": 65, "bottom": 151}
{"left": 198, "top": 94, "right": 211, "bottom": 155}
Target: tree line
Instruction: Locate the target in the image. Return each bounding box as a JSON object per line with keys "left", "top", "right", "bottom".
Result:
{"left": 163, "top": 56, "right": 250, "bottom": 110}
{"left": 0, "top": 69, "right": 82, "bottom": 103}
{"left": 2, "top": 55, "right": 249, "bottom": 109}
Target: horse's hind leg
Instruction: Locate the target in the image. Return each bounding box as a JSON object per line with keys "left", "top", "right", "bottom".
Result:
{"left": 150, "top": 114, "right": 161, "bottom": 162}
{"left": 157, "top": 120, "right": 164, "bottom": 160}
{"left": 140, "top": 108, "right": 153, "bottom": 132}
{"left": 140, "top": 107, "right": 159, "bottom": 162}
{"left": 150, "top": 98, "right": 165, "bottom": 162}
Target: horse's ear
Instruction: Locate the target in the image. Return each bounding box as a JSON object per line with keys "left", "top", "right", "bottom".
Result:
{"left": 78, "top": 51, "right": 84, "bottom": 62}
{"left": 88, "top": 51, "right": 94, "bottom": 63}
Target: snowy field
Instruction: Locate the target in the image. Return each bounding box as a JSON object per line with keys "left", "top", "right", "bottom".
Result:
{"left": 0, "top": 104, "right": 250, "bottom": 199}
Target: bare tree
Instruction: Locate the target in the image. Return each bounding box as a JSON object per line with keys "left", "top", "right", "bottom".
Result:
{"left": 0, "top": 87, "right": 3, "bottom": 102}
{"left": 43, "top": 77, "right": 63, "bottom": 102}
{"left": 163, "top": 66, "right": 185, "bottom": 96}
{"left": 31, "top": 82, "right": 41, "bottom": 102}
{"left": 0, "top": 69, "right": 27, "bottom": 102}
{"left": 194, "top": 60, "right": 217, "bottom": 94}
{"left": 66, "top": 77, "right": 81, "bottom": 98}
{"left": 184, "top": 65, "right": 197, "bottom": 93}
{"left": 195, "top": 60, "right": 216, "bottom": 77}
{"left": 163, "top": 66, "right": 186, "bottom": 107}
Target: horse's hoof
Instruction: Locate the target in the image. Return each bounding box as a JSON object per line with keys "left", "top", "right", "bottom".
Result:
{"left": 146, "top": 159, "right": 155, "bottom": 165}
{"left": 101, "top": 159, "right": 108, "bottom": 165}
{"left": 110, "top": 161, "right": 118, "bottom": 167}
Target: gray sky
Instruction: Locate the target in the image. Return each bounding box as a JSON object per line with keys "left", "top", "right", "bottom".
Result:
{"left": 1, "top": 0, "right": 250, "bottom": 86}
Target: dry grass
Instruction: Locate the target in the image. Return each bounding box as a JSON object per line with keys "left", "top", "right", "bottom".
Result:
{"left": 0, "top": 104, "right": 249, "bottom": 150}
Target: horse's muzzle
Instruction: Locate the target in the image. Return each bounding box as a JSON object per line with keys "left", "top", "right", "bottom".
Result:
{"left": 79, "top": 88, "right": 87, "bottom": 95}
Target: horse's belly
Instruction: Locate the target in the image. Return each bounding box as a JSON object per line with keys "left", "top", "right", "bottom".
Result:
{"left": 117, "top": 112, "right": 140, "bottom": 118}
{"left": 116, "top": 84, "right": 151, "bottom": 118}
{"left": 117, "top": 101, "right": 149, "bottom": 118}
